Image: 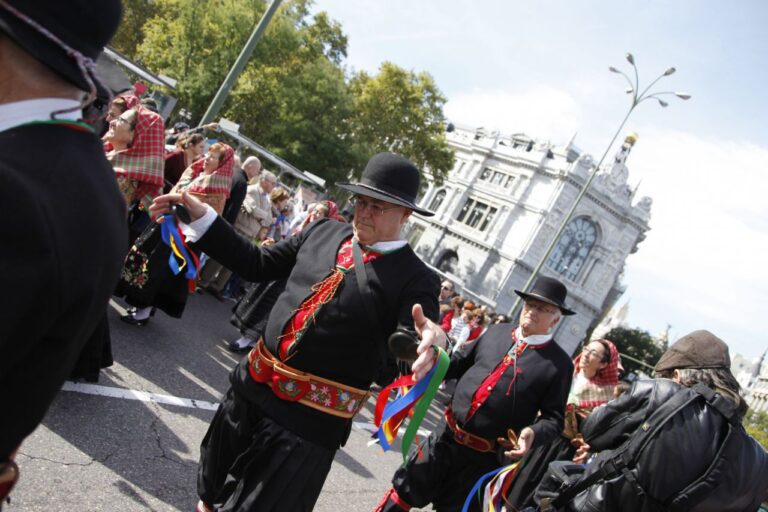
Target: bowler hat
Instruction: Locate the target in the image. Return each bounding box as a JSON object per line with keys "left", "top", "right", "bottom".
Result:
{"left": 515, "top": 276, "right": 576, "bottom": 315}
{"left": 0, "top": 0, "right": 122, "bottom": 100}
{"left": 336, "top": 152, "right": 434, "bottom": 216}
{"left": 654, "top": 330, "right": 730, "bottom": 372}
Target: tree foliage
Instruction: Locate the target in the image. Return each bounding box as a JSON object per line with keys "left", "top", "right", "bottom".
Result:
{"left": 108, "top": 0, "right": 453, "bottom": 186}
{"left": 745, "top": 410, "right": 768, "bottom": 450}
{"left": 603, "top": 326, "right": 665, "bottom": 376}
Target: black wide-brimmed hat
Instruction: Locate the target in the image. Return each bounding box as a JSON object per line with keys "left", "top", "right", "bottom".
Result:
{"left": 0, "top": 0, "right": 122, "bottom": 100}
{"left": 336, "top": 152, "right": 434, "bottom": 216}
{"left": 515, "top": 276, "right": 576, "bottom": 315}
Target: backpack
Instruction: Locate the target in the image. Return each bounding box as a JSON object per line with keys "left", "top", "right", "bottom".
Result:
{"left": 537, "top": 383, "right": 742, "bottom": 512}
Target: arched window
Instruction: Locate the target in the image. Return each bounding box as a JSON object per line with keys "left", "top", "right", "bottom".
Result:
{"left": 437, "top": 250, "right": 459, "bottom": 275}
{"left": 429, "top": 189, "right": 447, "bottom": 212}
{"left": 546, "top": 217, "right": 598, "bottom": 281}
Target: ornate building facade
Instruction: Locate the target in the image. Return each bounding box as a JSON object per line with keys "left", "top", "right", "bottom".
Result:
{"left": 406, "top": 125, "right": 652, "bottom": 354}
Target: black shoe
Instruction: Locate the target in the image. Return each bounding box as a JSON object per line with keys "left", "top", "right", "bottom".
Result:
{"left": 120, "top": 314, "right": 149, "bottom": 326}
{"left": 224, "top": 341, "right": 253, "bottom": 353}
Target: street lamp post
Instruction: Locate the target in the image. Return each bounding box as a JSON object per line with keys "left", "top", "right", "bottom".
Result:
{"left": 507, "top": 53, "right": 690, "bottom": 318}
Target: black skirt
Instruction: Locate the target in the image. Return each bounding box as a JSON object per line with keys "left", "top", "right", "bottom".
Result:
{"left": 198, "top": 387, "right": 336, "bottom": 512}
{"left": 392, "top": 423, "right": 501, "bottom": 512}
{"left": 69, "top": 312, "right": 113, "bottom": 382}
{"left": 114, "top": 222, "right": 195, "bottom": 318}
{"left": 504, "top": 434, "right": 575, "bottom": 509}
{"left": 230, "top": 278, "right": 287, "bottom": 339}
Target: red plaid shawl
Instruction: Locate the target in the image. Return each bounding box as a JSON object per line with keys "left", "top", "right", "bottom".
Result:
{"left": 570, "top": 338, "right": 621, "bottom": 408}
{"left": 176, "top": 144, "right": 235, "bottom": 198}
{"left": 110, "top": 96, "right": 165, "bottom": 207}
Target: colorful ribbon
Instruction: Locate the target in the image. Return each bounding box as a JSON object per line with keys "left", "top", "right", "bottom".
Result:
{"left": 460, "top": 459, "right": 523, "bottom": 512}
{"left": 160, "top": 214, "right": 199, "bottom": 279}
{"left": 374, "top": 347, "right": 450, "bottom": 461}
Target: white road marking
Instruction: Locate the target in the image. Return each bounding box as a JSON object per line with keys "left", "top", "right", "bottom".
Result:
{"left": 61, "top": 381, "right": 220, "bottom": 411}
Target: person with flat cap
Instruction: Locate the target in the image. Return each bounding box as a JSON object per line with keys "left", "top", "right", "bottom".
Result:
{"left": 149, "top": 152, "right": 448, "bottom": 511}
{"left": 376, "top": 276, "right": 575, "bottom": 512}
{"left": 0, "top": 0, "right": 126, "bottom": 500}
{"left": 540, "top": 330, "right": 768, "bottom": 512}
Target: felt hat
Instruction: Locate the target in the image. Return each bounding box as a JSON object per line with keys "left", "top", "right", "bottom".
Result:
{"left": 0, "top": 0, "right": 122, "bottom": 99}
{"left": 515, "top": 276, "right": 576, "bottom": 316}
{"left": 336, "top": 152, "right": 434, "bottom": 216}
{"left": 654, "top": 330, "right": 730, "bottom": 372}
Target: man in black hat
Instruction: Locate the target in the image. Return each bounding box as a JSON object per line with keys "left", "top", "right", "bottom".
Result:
{"left": 149, "top": 152, "right": 446, "bottom": 511}
{"left": 543, "top": 330, "right": 768, "bottom": 512}
{"left": 0, "top": 0, "right": 126, "bottom": 498}
{"left": 376, "top": 275, "right": 575, "bottom": 512}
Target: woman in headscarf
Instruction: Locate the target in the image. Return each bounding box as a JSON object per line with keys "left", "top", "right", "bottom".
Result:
{"left": 163, "top": 132, "right": 205, "bottom": 193}
{"left": 115, "top": 143, "right": 234, "bottom": 326}
{"left": 225, "top": 200, "right": 340, "bottom": 352}
{"left": 502, "top": 338, "right": 621, "bottom": 509}
{"left": 171, "top": 141, "right": 234, "bottom": 214}
{"left": 103, "top": 95, "right": 165, "bottom": 244}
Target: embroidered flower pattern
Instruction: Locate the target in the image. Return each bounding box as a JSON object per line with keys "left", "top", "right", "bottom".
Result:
{"left": 307, "top": 383, "right": 332, "bottom": 407}
{"left": 121, "top": 249, "right": 149, "bottom": 289}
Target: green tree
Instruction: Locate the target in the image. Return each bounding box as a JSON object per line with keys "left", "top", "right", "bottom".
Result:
{"left": 745, "top": 410, "right": 768, "bottom": 450}
{"left": 603, "top": 326, "right": 664, "bottom": 376}
{"left": 348, "top": 62, "right": 455, "bottom": 184}
{"left": 110, "top": 0, "right": 162, "bottom": 56}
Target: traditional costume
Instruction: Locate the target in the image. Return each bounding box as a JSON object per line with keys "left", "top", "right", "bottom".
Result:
{"left": 0, "top": 0, "right": 126, "bottom": 467}
{"left": 189, "top": 153, "right": 440, "bottom": 511}
{"left": 115, "top": 144, "right": 234, "bottom": 320}
{"left": 378, "top": 277, "right": 575, "bottom": 512}
{"left": 503, "top": 339, "right": 620, "bottom": 509}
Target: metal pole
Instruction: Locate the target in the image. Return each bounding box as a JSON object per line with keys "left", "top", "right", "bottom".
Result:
{"left": 199, "top": 0, "right": 283, "bottom": 125}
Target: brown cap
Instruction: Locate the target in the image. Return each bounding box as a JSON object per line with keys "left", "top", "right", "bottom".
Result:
{"left": 654, "top": 330, "right": 731, "bottom": 373}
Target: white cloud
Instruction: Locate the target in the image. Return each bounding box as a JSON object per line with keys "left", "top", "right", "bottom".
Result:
{"left": 444, "top": 87, "right": 583, "bottom": 143}
{"left": 622, "top": 130, "right": 768, "bottom": 357}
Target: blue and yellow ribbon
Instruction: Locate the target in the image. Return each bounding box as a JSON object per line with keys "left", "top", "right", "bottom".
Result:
{"left": 374, "top": 347, "right": 450, "bottom": 461}
{"left": 160, "top": 214, "right": 199, "bottom": 279}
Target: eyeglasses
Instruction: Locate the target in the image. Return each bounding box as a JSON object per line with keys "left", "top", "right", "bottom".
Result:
{"left": 353, "top": 197, "right": 401, "bottom": 217}
{"left": 581, "top": 348, "right": 605, "bottom": 359}
{"left": 523, "top": 301, "right": 558, "bottom": 315}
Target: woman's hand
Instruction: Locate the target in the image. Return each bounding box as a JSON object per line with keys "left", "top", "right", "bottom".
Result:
{"left": 149, "top": 190, "right": 207, "bottom": 223}
{"left": 410, "top": 304, "right": 448, "bottom": 381}
{"left": 572, "top": 441, "right": 591, "bottom": 463}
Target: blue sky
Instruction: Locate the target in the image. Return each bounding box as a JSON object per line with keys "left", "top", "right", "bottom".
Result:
{"left": 312, "top": 0, "right": 768, "bottom": 360}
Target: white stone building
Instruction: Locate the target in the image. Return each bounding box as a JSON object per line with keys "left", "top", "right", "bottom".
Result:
{"left": 406, "top": 125, "right": 652, "bottom": 354}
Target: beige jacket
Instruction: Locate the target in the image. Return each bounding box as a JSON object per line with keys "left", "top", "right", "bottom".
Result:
{"left": 234, "top": 184, "right": 273, "bottom": 238}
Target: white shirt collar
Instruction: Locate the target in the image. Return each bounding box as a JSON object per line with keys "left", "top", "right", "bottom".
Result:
{"left": 0, "top": 98, "right": 82, "bottom": 134}
{"left": 367, "top": 239, "right": 407, "bottom": 252}
{"left": 515, "top": 326, "right": 553, "bottom": 346}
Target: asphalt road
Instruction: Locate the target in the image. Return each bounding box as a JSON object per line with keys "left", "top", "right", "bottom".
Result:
{"left": 9, "top": 292, "right": 446, "bottom": 511}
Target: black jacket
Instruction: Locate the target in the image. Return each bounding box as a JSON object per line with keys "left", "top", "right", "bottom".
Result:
{"left": 195, "top": 217, "right": 440, "bottom": 448}
{"left": 0, "top": 123, "right": 127, "bottom": 460}
{"left": 574, "top": 378, "right": 768, "bottom": 512}
{"left": 447, "top": 326, "right": 573, "bottom": 447}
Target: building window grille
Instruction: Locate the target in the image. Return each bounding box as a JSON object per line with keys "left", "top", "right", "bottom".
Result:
{"left": 480, "top": 167, "right": 515, "bottom": 189}
{"left": 457, "top": 197, "right": 498, "bottom": 232}
{"left": 428, "top": 190, "right": 447, "bottom": 212}
{"left": 546, "top": 216, "right": 598, "bottom": 281}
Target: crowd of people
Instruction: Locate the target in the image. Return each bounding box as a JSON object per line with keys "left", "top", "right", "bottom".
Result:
{"left": 2, "top": 2, "right": 767, "bottom": 512}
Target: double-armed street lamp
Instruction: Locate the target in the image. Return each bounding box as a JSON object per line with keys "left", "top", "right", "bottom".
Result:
{"left": 507, "top": 53, "right": 690, "bottom": 318}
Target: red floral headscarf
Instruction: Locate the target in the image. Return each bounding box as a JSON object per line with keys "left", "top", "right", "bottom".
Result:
{"left": 180, "top": 143, "right": 235, "bottom": 197}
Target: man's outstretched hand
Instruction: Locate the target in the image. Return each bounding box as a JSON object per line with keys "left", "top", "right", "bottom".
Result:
{"left": 410, "top": 303, "right": 448, "bottom": 381}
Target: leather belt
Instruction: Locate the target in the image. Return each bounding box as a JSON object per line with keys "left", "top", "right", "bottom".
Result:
{"left": 445, "top": 408, "right": 496, "bottom": 453}
{"left": 247, "top": 339, "right": 370, "bottom": 419}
